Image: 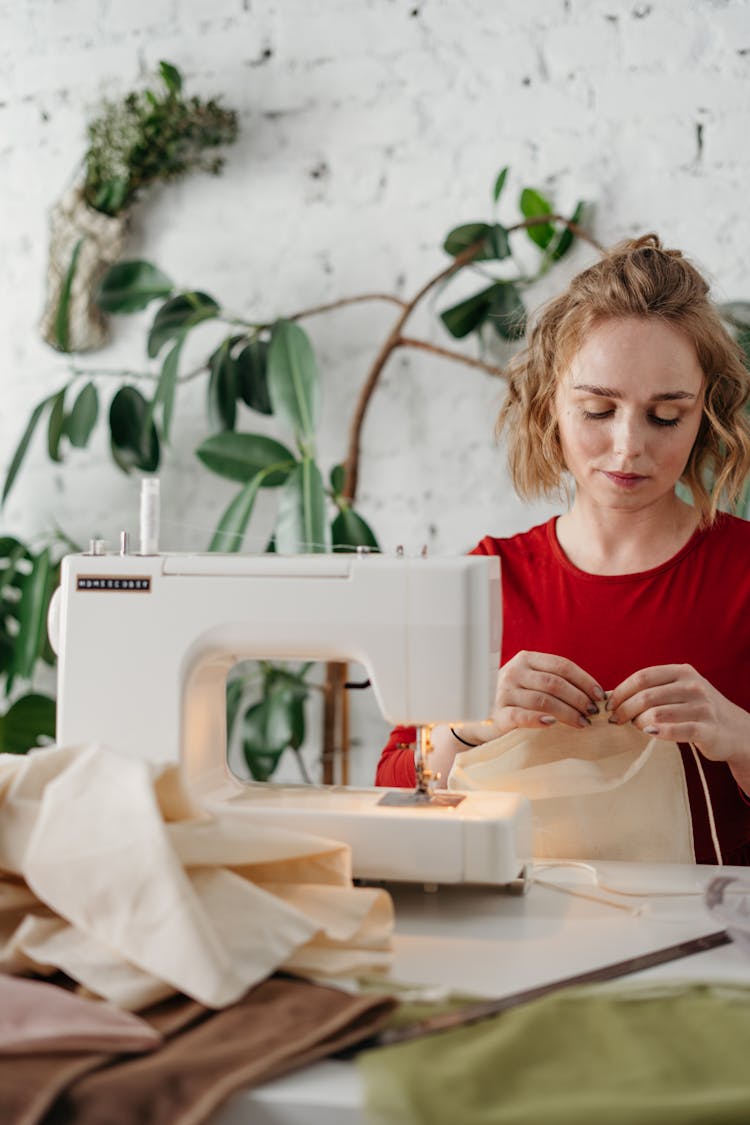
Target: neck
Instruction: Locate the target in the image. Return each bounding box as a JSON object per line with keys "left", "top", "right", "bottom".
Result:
{"left": 556, "top": 495, "right": 700, "bottom": 575}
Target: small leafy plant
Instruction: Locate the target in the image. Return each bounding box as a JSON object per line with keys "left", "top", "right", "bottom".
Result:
{"left": 84, "top": 61, "right": 238, "bottom": 217}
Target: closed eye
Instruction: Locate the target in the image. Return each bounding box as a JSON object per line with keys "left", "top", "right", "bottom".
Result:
{"left": 582, "top": 409, "right": 681, "bottom": 428}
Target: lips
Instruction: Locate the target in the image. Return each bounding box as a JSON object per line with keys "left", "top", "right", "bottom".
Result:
{"left": 602, "top": 471, "right": 648, "bottom": 488}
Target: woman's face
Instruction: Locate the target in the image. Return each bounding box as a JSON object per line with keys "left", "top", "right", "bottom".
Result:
{"left": 554, "top": 316, "right": 705, "bottom": 515}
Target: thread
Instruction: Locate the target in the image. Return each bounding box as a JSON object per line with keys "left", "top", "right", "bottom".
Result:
{"left": 139, "top": 478, "right": 160, "bottom": 555}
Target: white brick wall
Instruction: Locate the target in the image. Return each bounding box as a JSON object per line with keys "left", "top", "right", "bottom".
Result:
{"left": 2, "top": 0, "right": 749, "bottom": 780}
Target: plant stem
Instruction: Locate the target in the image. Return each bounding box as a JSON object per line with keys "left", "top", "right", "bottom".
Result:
{"left": 396, "top": 336, "right": 506, "bottom": 378}
{"left": 341, "top": 215, "right": 602, "bottom": 502}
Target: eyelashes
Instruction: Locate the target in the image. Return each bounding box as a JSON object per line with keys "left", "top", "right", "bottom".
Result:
{"left": 581, "top": 409, "right": 681, "bottom": 428}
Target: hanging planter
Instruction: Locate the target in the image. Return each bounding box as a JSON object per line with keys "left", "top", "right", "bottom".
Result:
{"left": 38, "top": 60, "right": 238, "bottom": 355}
{"left": 39, "top": 187, "right": 129, "bottom": 353}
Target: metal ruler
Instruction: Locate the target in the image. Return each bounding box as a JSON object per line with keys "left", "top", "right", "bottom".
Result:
{"left": 376, "top": 928, "right": 732, "bottom": 1047}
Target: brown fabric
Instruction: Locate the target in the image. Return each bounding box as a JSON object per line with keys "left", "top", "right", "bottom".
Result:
{"left": 0, "top": 975, "right": 395, "bottom": 1125}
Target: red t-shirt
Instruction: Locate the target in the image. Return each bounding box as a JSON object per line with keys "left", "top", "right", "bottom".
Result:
{"left": 375, "top": 514, "right": 750, "bottom": 864}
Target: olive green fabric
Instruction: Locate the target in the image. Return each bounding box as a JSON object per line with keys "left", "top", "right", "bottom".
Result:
{"left": 359, "top": 982, "right": 750, "bottom": 1124}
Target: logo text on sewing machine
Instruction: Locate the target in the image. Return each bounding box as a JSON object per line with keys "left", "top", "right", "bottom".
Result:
{"left": 76, "top": 576, "right": 152, "bottom": 592}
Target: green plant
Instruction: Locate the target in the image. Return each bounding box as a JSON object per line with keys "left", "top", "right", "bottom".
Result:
{"left": 3, "top": 167, "right": 590, "bottom": 772}
{"left": 83, "top": 61, "right": 238, "bottom": 217}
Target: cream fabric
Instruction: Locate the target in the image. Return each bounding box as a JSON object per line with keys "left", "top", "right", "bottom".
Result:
{"left": 448, "top": 706, "right": 694, "bottom": 862}
{"left": 0, "top": 744, "right": 393, "bottom": 1010}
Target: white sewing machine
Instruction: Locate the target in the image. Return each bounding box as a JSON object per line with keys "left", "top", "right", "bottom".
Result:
{"left": 47, "top": 487, "right": 531, "bottom": 885}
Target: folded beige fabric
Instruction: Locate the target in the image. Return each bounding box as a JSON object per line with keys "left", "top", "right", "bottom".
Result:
{"left": 0, "top": 744, "right": 393, "bottom": 1009}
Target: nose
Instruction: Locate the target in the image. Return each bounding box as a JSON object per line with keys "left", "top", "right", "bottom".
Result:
{"left": 612, "top": 410, "right": 646, "bottom": 460}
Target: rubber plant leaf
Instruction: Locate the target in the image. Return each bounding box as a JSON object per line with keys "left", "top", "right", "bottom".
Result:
{"left": 196, "top": 432, "right": 295, "bottom": 485}
{"left": 64, "top": 382, "right": 99, "bottom": 448}
{"left": 208, "top": 472, "right": 265, "bottom": 552}
{"left": 332, "top": 506, "right": 380, "bottom": 553}
{"left": 274, "top": 458, "right": 327, "bottom": 554}
{"left": 267, "top": 320, "right": 321, "bottom": 448}
{"left": 0, "top": 693, "right": 56, "bottom": 755}
{"left": 2, "top": 391, "right": 62, "bottom": 505}
{"left": 46, "top": 386, "right": 67, "bottom": 463}
{"left": 489, "top": 281, "right": 527, "bottom": 341}
{"left": 147, "top": 292, "right": 219, "bottom": 358}
{"left": 95, "top": 260, "right": 175, "bottom": 313}
{"left": 6, "top": 548, "right": 52, "bottom": 691}
{"left": 237, "top": 339, "right": 272, "bottom": 415}
{"left": 519, "top": 187, "right": 555, "bottom": 249}
{"left": 208, "top": 338, "right": 238, "bottom": 432}
{"left": 109, "top": 386, "right": 160, "bottom": 473}
{"left": 549, "top": 200, "right": 585, "bottom": 262}
{"left": 440, "top": 284, "right": 496, "bottom": 339}
{"left": 54, "top": 237, "right": 83, "bottom": 352}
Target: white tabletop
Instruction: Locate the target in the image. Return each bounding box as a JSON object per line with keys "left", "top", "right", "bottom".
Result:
{"left": 213, "top": 861, "right": 750, "bottom": 1124}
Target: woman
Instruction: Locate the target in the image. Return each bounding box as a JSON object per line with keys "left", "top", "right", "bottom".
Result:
{"left": 376, "top": 234, "right": 750, "bottom": 864}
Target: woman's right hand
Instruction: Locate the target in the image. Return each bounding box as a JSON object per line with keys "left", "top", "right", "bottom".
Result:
{"left": 453, "top": 651, "right": 605, "bottom": 746}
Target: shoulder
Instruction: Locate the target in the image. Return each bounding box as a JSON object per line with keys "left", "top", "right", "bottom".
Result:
{"left": 471, "top": 517, "right": 556, "bottom": 560}
{"left": 700, "top": 512, "right": 750, "bottom": 549}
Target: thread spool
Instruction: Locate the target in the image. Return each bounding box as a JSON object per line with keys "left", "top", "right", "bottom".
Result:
{"left": 139, "top": 478, "right": 160, "bottom": 555}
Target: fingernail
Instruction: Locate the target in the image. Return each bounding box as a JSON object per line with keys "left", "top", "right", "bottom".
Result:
{"left": 539, "top": 715, "right": 556, "bottom": 726}
{"left": 578, "top": 714, "right": 591, "bottom": 728}
{"left": 593, "top": 684, "right": 605, "bottom": 700}
{"left": 586, "top": 704, "right": 599, "bottom": 716}
{"left": 608, "top": 716, "right": 620, "bottom": 725}
{"left": 645, "top": 726, "right": 659, "bottom": 735}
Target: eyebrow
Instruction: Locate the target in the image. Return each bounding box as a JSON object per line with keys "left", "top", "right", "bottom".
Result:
{"left": 571, "top": 384, "right": 698, "bottom": 402}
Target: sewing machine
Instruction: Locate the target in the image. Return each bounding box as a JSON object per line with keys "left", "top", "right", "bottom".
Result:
{"left": 47, "top": 488, "right": 531, "bottom": 885}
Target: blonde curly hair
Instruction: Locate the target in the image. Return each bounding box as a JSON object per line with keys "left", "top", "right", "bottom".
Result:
{"left": 497, "top": 233, "right": 750, "bottom": 525}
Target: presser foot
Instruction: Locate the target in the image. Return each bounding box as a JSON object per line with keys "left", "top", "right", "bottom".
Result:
{"left": 377, "top": 789, "right": 466, "bottom": 808}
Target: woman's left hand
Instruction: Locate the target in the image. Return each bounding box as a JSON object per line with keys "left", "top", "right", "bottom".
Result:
{"left": 607, "top": 664, "right": 750, "bottom": 770}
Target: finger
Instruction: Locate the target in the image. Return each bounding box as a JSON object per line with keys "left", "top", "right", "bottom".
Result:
{"left": 607, "top": 665, "right": 687, "bottom": 716}
{"left": 499, "top": 706, "right": 564, "bottom": 731}
{"left": 508, "top": 688, "right": 593, "bottom": 730}
{"left": 511, "top": 651, "right": 605, "bottom": 707}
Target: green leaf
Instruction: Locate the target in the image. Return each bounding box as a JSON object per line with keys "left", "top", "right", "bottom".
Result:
{"left": 147, "top": 292, "right": 219, "bottom": 358}
{"left": 2, "top": 392, "right": 61, "bottom": 506}
{"left": 54, "top": 237, "right": 84, "bottom": 353}
{"left": 109, "top": 387, "right": 160, "bottom": 473}
{"left": 208, "top": 473, "right": 265, "bottom": 552}
{"left": 519, "top": 187, "right": 555, "bottom": 249}
{"left": 237, "top": 340, "right": 272, "bottom": 415}
{"left": 329, "top": 463, "right": 346, "bottom": 496}
{"left": 196, "top": 432, "right": 295, "bottom": 484}
{"left": 443, "top": 222, "right": 492, "bottom": 257}
{"left": 241, "top": 684, "right": 307, "bottom": 780}
{"left": 0, "top": 693, "right": 56, "bottom": 755}
{"left": 549, "top": 200, "right": 585, "bottom": 262}
{"left": 6, "top": 548, "right": 52, "bottom": 690}
{"left": 95, "top": 260, "right": 174, "bottom": 313}
{"left": 275, "top": 458, "right": 327, "bottom": 554}
{"left": 154, "top": 337, "right": 183, "bottom": 442}
{"left": 64, "top": 382, "right": 99, "bottom": 448}
{"left": 46, "top": 387, "right": 67, "bottom": 463}
{"left": 492, "top": 165, "right": 509, "bottom": 203}
{"left": 208, "top": 339, "right": 237, "bottom": 431}
{"left": 489, "top": 282, "right": 527, "bottom": 341}
{"left": 331, "top": 506, "right": 380, "bottom": 553}
{"left": 439, "top": 284, "right": 496, "bottom": 339}
{"left": 267, "top": 321, "right": 321, "bottom": 446}
{"left": 159, "top": 60, "right": 182, "bottom": 94}
{"left": 443, "top": 222, "right": 510, "bottom": 262}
